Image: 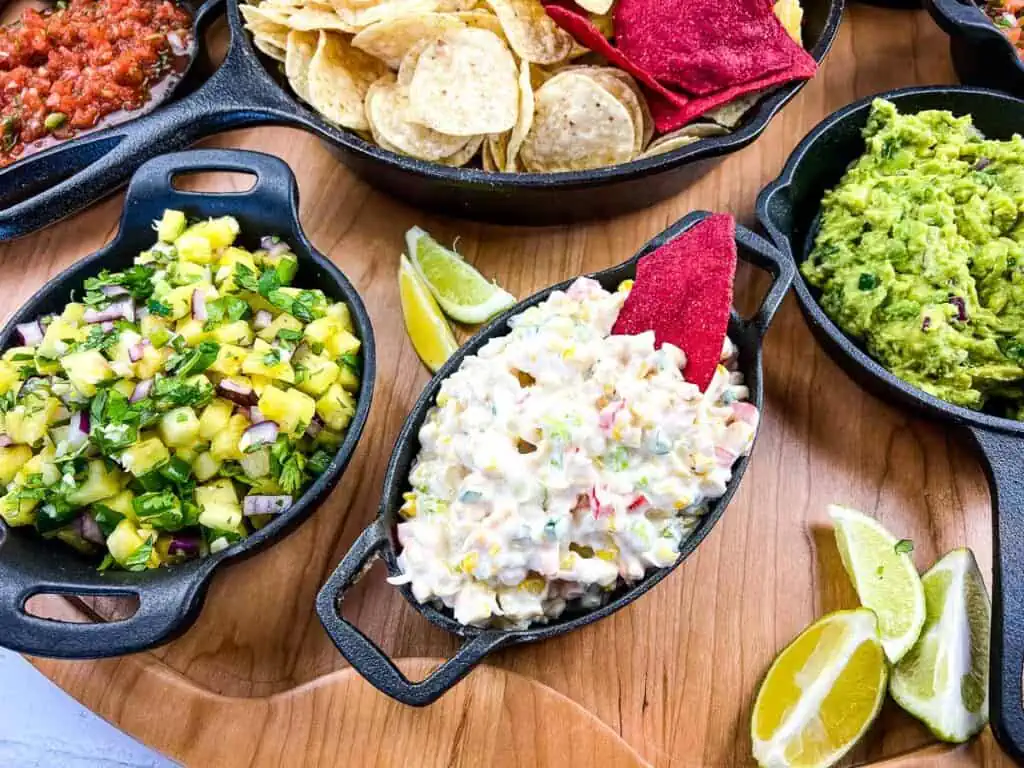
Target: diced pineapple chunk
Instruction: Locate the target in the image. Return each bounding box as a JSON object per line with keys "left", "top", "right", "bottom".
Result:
{"left": 2, "top": 346, "right": 35, "bottom": 362}
{"left": 163, "top": 285, "right": 199, "bottom": 320}
{"left": 175, "top": 318, "right": 211, "bottom": 346}
{"left": 326, "top": 302, "right": 353, "bottom": 331}
{"left": 134, "top": 344, "right": 165, "bottom": 380}
{"left": 103, "top": 490, "right": 137, "bottom": 522}
{"left": 157, "top": 209, "right": 187, "bottom": 242}
{"left": 158, "top": 407, "right": 201, "bottom": 448}
{"left": 257, "top": 313, "right": 303, "bottom": 342}
{"left": 325, "top": 329, "right": 360, "bottom": 359}
{"left": 140, "top": 315, "right": 171, "bottom": 345}
{"left": 38, "top": 317, "right": 83, "bottom": 359}
{"left": 62, "top": 303, "right": 86, "bottom": 325}
{"left": 211, "top": 320, "right": 253, "bottom": 346}
{"left": 259, "top": 386, "right": 315, "bottom": 435}
{"left": 0, "top": 362, "right": 18, "bottom": 395}
{"left": 337, "top": 364, "right": 360, "bottom": 393}
{"left": 61, "top": 349, "right": 114, "bottom": 396}
{"left": 199, "top": 399, "right": 234, "bottom": 441}
{"left": 196, "top": 478, "right": 243, "bottom": 532}
{"left": 120, "top": 438, "right": 171, "bottom": 477}
{"left": 242, "top": 347, "right": 295, "bottom": 383}
{"left": 181, "top": 217, "right": 240, "bottom": 252}
{"left": 107, "top": 519, "right": 152, "bottom": 567}
{"left": 0, "top": 445, "right": 32, "bottom": 485}
{"left": 296, "top": 354, "right": 339, "bottom": 397}
{"left": 5, "top": 398, "right": 60, "bottom": 445}
{"left": 250, "top": 374, "right": 270, "bottom": 395}
{"left": 175, "top": 232, "right": 214, "bottom": 264}
{"left": 304, "top": 316, "right": 361, "bottom": 359}
{"left": 193, "top": 451, "right": 221, "bottom": 482}
{"left": 208, "top": 344, "right": 247, "bottom": 376}
{"left": 215, "top": 248, "right": 257, "bottom": 289}
{"left": 316, "top": 384, "right": 356, "bottom": 431}
{"left": 210, "top": 414, "right": 249, "bottom": 462}
{"left": 112, "top": 379, "right": 136, "bottom": 399}
{"left": 0, "top": 493, "right": 37, "bottom": 526}
{"left": 66, "top": 459, "right": 124, "bottom": 506}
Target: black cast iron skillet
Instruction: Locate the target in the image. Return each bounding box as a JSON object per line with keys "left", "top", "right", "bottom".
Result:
{"left": 0, "top": 0, "right": 845, "bottom": 239}
{"left": 756, "top": 85, "right": 1024, "bottom": 763}
{"left": 0, "top": 148, "right": 376, "bottom": 658}
{"left": 926, "top": 0, "right": 1024, "bottom": 97}
{"left": 0, "top": 0, "right": 225, "bottom": 214}
{"left": 314, "top": 210, "right": 794, "bottom": 706}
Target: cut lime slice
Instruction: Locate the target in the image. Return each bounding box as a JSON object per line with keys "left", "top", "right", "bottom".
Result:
{"left": 399, "top": 253, "right": 459, "bottom": 372}
{"left": 406, "top": 226, "right": 516, "bottom": 324}
{"left": 890, "top": 548, "right": 990, "bottom": 743}
{"left": 829, "top": 504, "right": 926, "bottom": 663}
{"left": 751, "top": 608, "right": 887, "bottom": 768}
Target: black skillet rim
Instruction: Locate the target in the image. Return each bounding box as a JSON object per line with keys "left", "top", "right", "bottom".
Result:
{"left": 0, "top": 150, "right": 376, "bottom": 586}
{"left": 925, "top": 0, "right": 1024, "bottom": 83}
{"left": 756, "top": 83, "right": 1024, "bottom": 438}
{"left": 226, "top": 0, "right": 845, "bottom": 191}
{"left": 364, "top": 211, "right": 778, "bottom": 644}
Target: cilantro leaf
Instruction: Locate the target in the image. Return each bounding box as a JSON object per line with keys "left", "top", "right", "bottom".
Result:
{"left": 894, "top": 539, "right": 914, "bottom": 555}
{"left": 148, "top": 299, "right": 172, "bottom": 317}
{"left": 123, "top": 539, "right": 155, "bottom": 571}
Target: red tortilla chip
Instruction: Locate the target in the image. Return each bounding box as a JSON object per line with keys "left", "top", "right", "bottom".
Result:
{"left": 614, "top": 0, "right": 816, "bottom": 97}
{"left": 544, "top": 1, "right": 815, "bottom": 133}
{"left": 611, "top": 214, "right": 737, "bottom": 391}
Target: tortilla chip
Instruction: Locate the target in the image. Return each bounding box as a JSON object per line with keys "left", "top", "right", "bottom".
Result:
{"left": 306, "top": 31, "right": 390, "bottom": 130}
{"left": 484, "top": 0, "right": 573, "bottom": 64}
{"left": 612, "top": 214, "right": 737, "bottom": 391}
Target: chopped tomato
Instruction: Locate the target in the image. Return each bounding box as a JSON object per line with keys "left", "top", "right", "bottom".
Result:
{"left": 0, "top": 0, "right": 192, "bottom": 166}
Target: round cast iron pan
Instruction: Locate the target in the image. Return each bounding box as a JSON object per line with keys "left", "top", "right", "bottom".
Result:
{"left": 0, "top": 148, "right": 376, "bottom": 658}
{"left": 926, "top": 0, "right": 1024, "bottom": 96}
{"left": 756, "top": 85, "right": 1024, "bottom": 763}
{"left": 0, "top": 0, "right": 844, "bottom": 239}
{"left": 314, "top": 210, "right": 795, "bottom": 706}
{"left": 0, "top": 0, "right": 224, "bottom": 216}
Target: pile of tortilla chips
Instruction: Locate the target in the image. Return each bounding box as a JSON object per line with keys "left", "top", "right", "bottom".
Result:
{"left": 241, "top": 0, "right": 812, "bottom": 173}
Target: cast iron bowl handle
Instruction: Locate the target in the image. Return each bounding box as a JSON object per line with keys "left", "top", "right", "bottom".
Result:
{"left": 0, "top": 558, "right": 217, "bottom": 658}
{"left": 927, "top": 0, "right": 1001, "bottom": 41}
{"left": 315, "top": 521, "right": 509, "bottom": 707}
{"left": 970, "top": 426, "right": 1024, "bottom": 764}
{"left": 735, "top": 224, "right": 795, "bottom": 339}
{"left": 0, "top": 34, "right": 312, "bottom": 241}
{"left": 118, "top": 148, "right": 301, "bottom": 228}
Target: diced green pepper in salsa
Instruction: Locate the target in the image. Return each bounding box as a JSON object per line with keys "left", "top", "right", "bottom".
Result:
{"left": 0, "top": 210, "right": 361, "bottom": 570}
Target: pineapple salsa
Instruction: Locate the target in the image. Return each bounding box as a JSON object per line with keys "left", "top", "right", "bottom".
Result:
{"left": 0, "top": 210, "right": 362, "bottom": 570}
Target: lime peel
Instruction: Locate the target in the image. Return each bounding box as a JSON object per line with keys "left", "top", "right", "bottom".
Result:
{"left": 890, "top": 548, "right": 991, "bottom": 743}
{"left": 406, "top": 226, "right": 517, "bottom": 325}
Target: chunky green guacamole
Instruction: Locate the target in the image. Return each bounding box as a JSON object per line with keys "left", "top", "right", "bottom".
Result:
{"left": 803, "top": 99, "right": 1024, "bottom": 418}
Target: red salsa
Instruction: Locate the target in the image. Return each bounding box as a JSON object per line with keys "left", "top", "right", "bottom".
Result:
{"left": 985, "top": 0, "right": 1024, "bottom": 53}
{"left": 0, "top": 0, "right": 192, "bottom": 166}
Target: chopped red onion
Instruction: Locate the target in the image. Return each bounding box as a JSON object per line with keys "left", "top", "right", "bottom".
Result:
{"left": 128, "top": 340, "right": 148, "bottom": 362}
{"left": 0, "top": 434, "right": 12, "bottom": 448}
{"left": 243, "top": 495, "right": 293, "bottom": 516}
{"left": 259, "top": 235, "right": 277, "bottom": 250}
{"left": 191, "top": 288, "right": 208, "bottom": 322}
{"left": 16, "top": 320, "right": 43, "bottom": 346}
{"left": 305, "top": 416, "right": 323, "bottom": 439}
{"left": 100, "top": 321, "right": 115, "bottom": 332}
{"left": 136, "top": 306, "right": 150, "bottom": 321}
{"left": 168, "top": 534, "right": 202, "bottom": 557}
{"left": 253, "top": 310, "right": 273, "bottom": 331}
{"left": 239, "top": 421, "right": 278, "bottom": 453}
{"left": 68, "top": 411, "right": 90, "bottom": 448}
{"left": 84, "top": 297, "right": 135, "bottom": 324}
{"left": 77, "top": 513, "right": 105, "bottom": 545}
{"left": 100, "top": 285, "right": 129, "bottom": 298}
{"left": 260, "top": 236, "right": 289, "bottom": 258}
{"left": 249, "top": 406, "right": 265, "bottom": 423}
{"left": 166, "top": 30, "right": 190, "bottom": 56}
{"left": 130, "top": 378, "right": 154, "bottom": 403}
{"left": 217, "top": 379, "right": 258, "bottom": 406}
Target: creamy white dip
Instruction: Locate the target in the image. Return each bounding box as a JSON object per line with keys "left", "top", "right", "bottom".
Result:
{"left": 389, "top": 277, "right": 759, "bottom": 628}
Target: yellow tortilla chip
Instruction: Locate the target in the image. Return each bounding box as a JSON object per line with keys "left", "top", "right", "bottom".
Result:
{"left": 352, "top": 13, "right": 467, "bottom": 69}
{"left": 366, "top": 74, "right": 477, "bottom": 161}
{"left": 483, "top": 0, "right": 573, "bottom": 64}
{"left": 306, "top": 31, "right": 390, "bottom": 130}
{"left": 285, "top": 30, "right": 319, "bottom": 102}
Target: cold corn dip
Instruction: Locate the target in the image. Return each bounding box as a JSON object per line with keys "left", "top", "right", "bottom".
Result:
{"left": 390, "top": 277, "right": 759, "bottom": 629}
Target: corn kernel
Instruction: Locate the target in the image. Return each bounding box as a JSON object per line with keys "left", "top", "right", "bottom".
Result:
{"left": 617, "top": 279, "right": 634, "bottom": 293}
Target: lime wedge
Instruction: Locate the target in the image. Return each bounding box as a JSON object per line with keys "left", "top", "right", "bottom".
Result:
{"left": 751, "top": 609, "right": 887, "bottom": 768}
{"left": 399, "top": 253, "right": 459, "bottom": 372}
{"left": 829, "top": 504, "right": 926, "bottom": 663}
{"left": 406, "top": 227, "right": 516, "bottom": 324}
{"left": 890, "top": 548, "right": 990, "bottom": 743}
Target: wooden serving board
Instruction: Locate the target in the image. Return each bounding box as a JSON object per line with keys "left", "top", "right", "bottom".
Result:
{"left": 0, "top": 6, "right": 1015, "bottom": 766}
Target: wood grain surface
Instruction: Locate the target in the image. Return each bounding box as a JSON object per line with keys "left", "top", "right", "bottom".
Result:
{"left": 0, "top": 5, "right": 1015, "bottom": 766}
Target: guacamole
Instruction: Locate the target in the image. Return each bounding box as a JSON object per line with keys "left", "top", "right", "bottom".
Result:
{"left": 803, "top": 99, "right": 1024, "bottom": 418}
